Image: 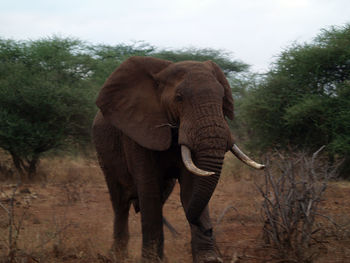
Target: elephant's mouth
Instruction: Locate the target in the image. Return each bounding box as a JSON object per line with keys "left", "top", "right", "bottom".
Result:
{"left": 181, "top": 144, "right": 265, "bottom": 176}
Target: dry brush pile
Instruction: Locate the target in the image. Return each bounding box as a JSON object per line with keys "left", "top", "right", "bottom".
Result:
{"left": 257, "top": 147, "right": 343, "bottom": 262}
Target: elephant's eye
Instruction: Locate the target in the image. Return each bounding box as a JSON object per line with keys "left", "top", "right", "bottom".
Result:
{"left": 175, "top": 94, "right": 183, "bottom": 102}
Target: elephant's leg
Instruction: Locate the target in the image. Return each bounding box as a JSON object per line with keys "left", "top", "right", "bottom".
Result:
{"left": 134, "top": 175, "right": 165, "bottom": 262}
{"left": 138, "top": 188, "right": 164, "bottom": 262}
{"left": 189, "top": 207, "right": 222, "bottom": 263}
{"left": 179, "top": 171, "right": 223, "bottom": 263}
{"left": 110, "top": 183, "right": 131, "bottom": 258}
{"left": 101, "top": 161, "right": 131, "bottom": 259}
{"left": 162, "top": 178, "right": 176, "bottom": 205}
{"left": 125, "top": 144, "right": 164, "bottom": 262}
{"left": 95, "top": 151, "right": 131, "bottom": 257}
{"left": 93, "top": 114, "right": 131, "bottom": 258}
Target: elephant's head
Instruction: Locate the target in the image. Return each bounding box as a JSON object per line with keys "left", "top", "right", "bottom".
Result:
{"left": 96, "top": 56, "right": 264, "bottom": 224}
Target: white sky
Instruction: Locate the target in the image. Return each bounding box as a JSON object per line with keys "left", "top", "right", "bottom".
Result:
{"left": 1, "top": 0, "right": 349, "bottom": 72}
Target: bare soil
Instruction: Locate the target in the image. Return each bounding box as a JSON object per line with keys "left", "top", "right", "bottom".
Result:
{"left": 0, "top": 155, "right": 350, "bottom": 262}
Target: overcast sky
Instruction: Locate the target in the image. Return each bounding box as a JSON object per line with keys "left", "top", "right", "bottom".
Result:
{"left": 1, "top": 0, "right": 349, "bottom": 72}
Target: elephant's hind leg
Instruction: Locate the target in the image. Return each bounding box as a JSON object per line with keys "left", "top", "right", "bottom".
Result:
{"left": 110, "top": 182, "right": 131, "bottom": 259}
{"left": 102, "top": 163, "right": 131, "bottom": 259}
{"left": 99, "top": 153, "right": 131, "bottom": 258}
{"left": 96, "top": 152, "right": 131, "bottom": 259}
{"left": 93, "top": 113, "right": 132, "bottom": 258}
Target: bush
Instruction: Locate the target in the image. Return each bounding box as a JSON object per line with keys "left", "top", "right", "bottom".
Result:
{"left": 237, "top": 24, "right": 350, "bottom": 177}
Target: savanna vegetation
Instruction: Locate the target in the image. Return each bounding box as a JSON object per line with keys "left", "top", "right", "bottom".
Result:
{"left": 2, "top": 25, "right": 349, "bottom": 180}
{"left": 0, "top": 23, "right": 350, "bottom": 262}
{"left": 0, "top": 37, "right": 247, "bottom": 180}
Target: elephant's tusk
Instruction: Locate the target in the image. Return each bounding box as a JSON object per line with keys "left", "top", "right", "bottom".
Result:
{"left": 181, "top": 145, "right": 215, "bottom": 176}
{"left": 230, "top": 144, "right": 265, "bottom": 170}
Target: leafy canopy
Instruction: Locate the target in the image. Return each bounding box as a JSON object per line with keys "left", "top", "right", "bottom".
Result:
{"left": 237, "top": 24, "right": 350, "bottom": 176}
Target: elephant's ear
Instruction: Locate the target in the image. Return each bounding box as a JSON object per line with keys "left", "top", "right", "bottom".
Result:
{"left": 205, "top": 61, "right": 234, "bottom": 120}
{"left": 96, "top": 56, "right": 173, "bottom": 151}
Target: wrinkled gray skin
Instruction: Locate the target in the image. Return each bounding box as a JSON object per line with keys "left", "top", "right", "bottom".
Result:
{"left": 92, "top": 56, "right": 235, "bottom": 263}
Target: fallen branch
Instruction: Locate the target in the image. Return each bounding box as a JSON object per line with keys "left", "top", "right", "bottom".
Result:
{"left": 163, "top": 216, "right": 180, "bottom": 237}
{"left": 216, "top": 204, "right": 246, "bottom": 226}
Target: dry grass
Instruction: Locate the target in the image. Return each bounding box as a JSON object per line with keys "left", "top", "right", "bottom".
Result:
{"left": 0, "top": 152, "right": 105, "bottom": 262}
{"left": 0, "top": 151, "right": 349, "bottom": 262}
{"left": 38, "top": 155, "right": 103, "bottom": 185}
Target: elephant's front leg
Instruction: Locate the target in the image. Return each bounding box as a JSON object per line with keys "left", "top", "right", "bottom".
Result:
{"left": 139, "top": 190, "right": 164, "bottom": 261}
{"left": 189, "top": 207, "right": 222, "bottom": 263}
{"left": 126, "top": 144, "right": 164, "bottom": 262}
{"left": 179, "top": 171, "right": 222, "bottom": 263}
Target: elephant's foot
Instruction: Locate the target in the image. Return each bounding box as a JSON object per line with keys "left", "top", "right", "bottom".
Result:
{"left": 193, "top": 250, "right": 223, "bottom": 263}
{"left": 140, "top": 257, "right": 164, "bottom": 263}
{"left": 141, "top": 243, "right": 164, "bottom": 263}
{"left": 109, "top": 250, "right": 128, "bottom": 263}
{"left": 109, "top": 241, "right": 129, "bottom": 262}
{"left": 140, "top": 254, "right": 163, "bottom": 263}
{"left": 191, "top": 225, "right": 222, "bottom": 263}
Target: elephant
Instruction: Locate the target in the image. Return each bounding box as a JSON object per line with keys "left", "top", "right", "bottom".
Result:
{"left": 92, "top": 56, "right": 264, "bottom": 263}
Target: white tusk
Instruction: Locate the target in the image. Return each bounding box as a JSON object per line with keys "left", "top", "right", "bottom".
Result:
{"left": 230, "top": 144, "right": 265, "bottom": 170}
{"left": 181, "top": 145, "right": 215, "bottom": 176}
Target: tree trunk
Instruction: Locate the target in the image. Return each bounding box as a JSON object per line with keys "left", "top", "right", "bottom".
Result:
{"left": 9, "top": 152, "right": 40, "bottom": 181}
{"left": 27, "top": 155, "right": 39, "bottom": 180}
{"left": 10, "top": 152, "right": 25, "bottom": 179}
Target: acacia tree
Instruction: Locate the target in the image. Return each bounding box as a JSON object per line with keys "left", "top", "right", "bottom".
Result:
{"left": 153, "top": 47, "right": 248, "bottom": 75}
{"left": 0, "top": 37, "right": 95, "bottom": 179}
{"left": 89, "top": 44, "right": 248, "bottom": 87}
{"left": 89, "top": 41, "right": 156, "bottom": 86}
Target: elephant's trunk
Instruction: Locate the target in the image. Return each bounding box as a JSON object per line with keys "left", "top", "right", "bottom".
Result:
{"left": 185, "top": 135, "right": 227, "bottom": 225}
{"left": 185, "top": 166, "right": 222, "bottom": 225}
{"left": 178, "top": 102, "right": 230, "bottom": 224}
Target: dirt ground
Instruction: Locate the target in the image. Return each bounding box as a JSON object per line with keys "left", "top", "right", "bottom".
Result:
{"left": 0, "top": 154, "right": 350, "bottom": 262}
